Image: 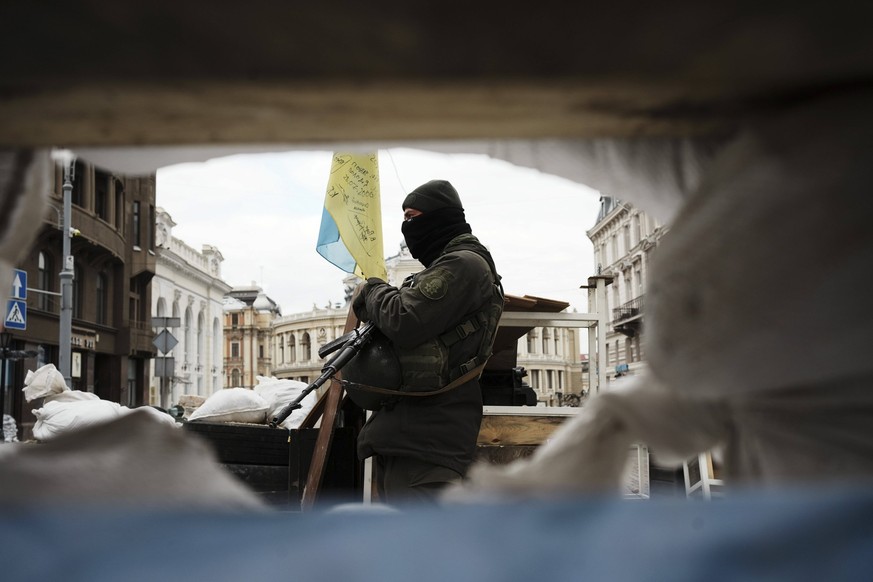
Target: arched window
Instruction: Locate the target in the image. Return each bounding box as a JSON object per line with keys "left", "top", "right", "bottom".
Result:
{"left": 526, "top": 331, "right": 537, "bottom": 353}
{"left": 37, "top": 251, "right": 52, "bottom": 310}
{"left": 213, "top": 317, "right": 222, "bottom": 383}
{"left": 184, "top": 306, "right": 193, "bottom": 365}
{"left": 542, "top": 328, "right": 551, "bottom": 355}
{"left": 301, "top": 332, "right": 311, "bottom": 361}
{"left": 172, "top": 301, "right": 181, "bottom": 358}
{"left": 554, "top": 328, "right": 561, "bottom": 356}
{"left": 156, "top": 297, "right": 167, "bottom": 318}
{"left": 289, "top": 335, "right": 297, "bottom": 363}
{"left": 197, "top": 311, "right": 205, "bottom": 368}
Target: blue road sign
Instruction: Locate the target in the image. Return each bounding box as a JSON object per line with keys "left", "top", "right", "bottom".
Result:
{"left": 12, "top": 268, "right": 27, "bottom": 300}
{"left": 4, "top": 269, "right": 27, "bottom": 330}
{"left": 5, "top": 299, "right": 26, "bottom": 330}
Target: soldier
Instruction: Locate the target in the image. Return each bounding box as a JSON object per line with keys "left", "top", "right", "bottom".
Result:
{"left": 351, "top": 179, "right": 504, "bottom": 504}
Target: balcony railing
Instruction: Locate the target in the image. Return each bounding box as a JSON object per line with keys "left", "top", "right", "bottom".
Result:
{"left": 612, "top": 295, "right": 644, "bottom": 324}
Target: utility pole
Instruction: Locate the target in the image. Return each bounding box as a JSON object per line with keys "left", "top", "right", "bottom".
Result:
{"left": 58, "top": 158, "right": 75, "bottom": 387}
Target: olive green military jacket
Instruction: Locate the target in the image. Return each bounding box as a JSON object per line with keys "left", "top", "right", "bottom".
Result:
{"left": 352, "top": 234, "right": 502, "bottom": 475}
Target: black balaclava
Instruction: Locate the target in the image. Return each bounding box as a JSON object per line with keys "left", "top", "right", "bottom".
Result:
{"left": 401, "top": 180, "right": 472, "bottom": 268}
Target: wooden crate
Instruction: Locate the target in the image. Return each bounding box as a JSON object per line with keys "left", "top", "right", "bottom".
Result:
{"left": 475, "top": 406, "right": 578, "bottom": 465}
{"left": 182, "top": 422, "right": 361, "bottom": 508}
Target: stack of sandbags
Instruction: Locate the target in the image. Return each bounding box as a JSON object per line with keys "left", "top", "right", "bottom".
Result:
{"left": 22, "top": 364, "right": 178, "bottom": 442}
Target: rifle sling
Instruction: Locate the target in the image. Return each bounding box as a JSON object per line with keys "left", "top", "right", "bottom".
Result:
{"left": 341, "top": 361, "right": 486, "bottom": 399}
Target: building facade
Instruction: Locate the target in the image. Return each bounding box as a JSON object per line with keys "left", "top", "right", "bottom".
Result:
{"left": 150, "top": 207, "right": 231, "bottom": 407}
{"left": 271, "top": 304, "right": 349, "bottom": 384}
{"left": 223, "top": 285, "right": 280, "bottom": 388}
{"left": 586, "top": 196, "right": 667, "bottom": 382}
{"left": 516, "top": 324, "right": 582, "bottom": 406}
{"left": 7, "top": 160, "right": 156, "bottom": 439}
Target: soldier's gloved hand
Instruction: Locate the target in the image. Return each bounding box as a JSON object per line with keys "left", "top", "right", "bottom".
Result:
{"left": 351, "top": 278, "right": 386, "bottom": 321}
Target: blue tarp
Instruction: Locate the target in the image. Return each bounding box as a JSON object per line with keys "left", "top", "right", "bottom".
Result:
{"left": 1, "top": 486, "right": 871, "bottom": 581}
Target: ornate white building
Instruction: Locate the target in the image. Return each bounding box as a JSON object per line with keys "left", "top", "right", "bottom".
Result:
{"left": 150, "top": 208, "right": 232, "bottom": 407}
{"left": 271, "top": 304, "right": 348, "bottom": 384}
{"left": 517, "top": 323, "right": 581, "bottom": 406}
{"left": 586, "top": 196, "right": 667, "bottom": 382}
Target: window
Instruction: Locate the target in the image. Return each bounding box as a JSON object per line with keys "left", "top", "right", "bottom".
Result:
{"left": 605, "top": 342, "right": 610, "bottom": 366}
{"left": 95, "top": 170, "right": 110, "bottom": 221}
{"left": 38, "top": 251, "right": 52, "bottom": 311}
{"left": 611, "top": 233, "right": 618, "bottom": 262}
{"left": 301, "top": 332, "right": 311, "bottom": 361}
{"left": 70, "top": 161, "right": 85, "bottom": 207}
{"left": 184, "top": 307, "right": 193, "bottom": 364}
{"left": 115, "top": 182, "right": 124, "bottom": 229}
{"left": 231, "top": 369, "right": 240, "bottom": 387}
{"left": 542, "top": 328, "right": 551, "bottom": 355}
{"left": 149, "top": 204, "right": 156, "bottom": 251}
{"left": 129, "top": 278, "right": 147, "bottom": 325}
{"left": 96, "top": 272, "right": 107, "bottom": 324}
{"left": 231, "top": 313, "right": 239, "bottom": 327}
{"left": 231, "top": 342, "right": 240, "bottom": 358}
{"left": 132, "top": 201, "right": 141, "bottom": 248}
{"left": 635, "top": 262, "right": 643, "bottom": 295}
{"left": 526, "top": 332, "right": 537, "bottom": 354}
{"left": 623, "top": 224, "right": 631, "bottom": 253}
{"left": 259, "top": 344, "right": 264, "bottom": 359}
{"left": 289, "top": 335, "right": 297, "bottom": 362}
{"left": 197, "top": 312, "right": 204, "bottom": 368}
{"left": 634, "top": 214, "right": 642, "bottom": 244}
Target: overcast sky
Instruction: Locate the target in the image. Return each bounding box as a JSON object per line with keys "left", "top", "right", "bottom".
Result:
{"left": 156, "top": 148, "right": 602, "bottom": 315}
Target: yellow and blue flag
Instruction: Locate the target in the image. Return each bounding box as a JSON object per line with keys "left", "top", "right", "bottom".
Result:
{"left": 316, "top": 153, "right": 387, "bottom": 280}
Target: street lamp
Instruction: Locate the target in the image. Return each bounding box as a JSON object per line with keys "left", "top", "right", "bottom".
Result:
{"left": 58, "top": 157, "right": 75, "bottom": 387}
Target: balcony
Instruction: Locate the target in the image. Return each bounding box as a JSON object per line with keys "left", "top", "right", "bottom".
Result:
{"left": 612, "top": 295, "right": 644, "bottom": 338}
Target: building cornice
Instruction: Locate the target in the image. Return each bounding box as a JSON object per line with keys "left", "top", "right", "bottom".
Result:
{"left": 158, "top": 249, "right": 232, "bottom": 293}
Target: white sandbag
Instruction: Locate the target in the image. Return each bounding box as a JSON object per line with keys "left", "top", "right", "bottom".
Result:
{"left": 22, "top": 363, "right": 69, "bottom": 402}
{"left": 0, "top": 409, "right": 266, "bottom": 510}
{"left": 187, "top": 388, "right": 269, "bottom": 424}
{"left": 646, "top": 88, "right": 873, "bottom": 398}
{"left": 43, "top": 390, "right": 99, "bottom": 404}
{"left": 133, "top": 405, "right": 181, "bottom": 427}
{"left": 32, "top": 397, "right": 126, "bottom": 441}
{"left": 254, "top": 377, "right": 316, "bottom": 429}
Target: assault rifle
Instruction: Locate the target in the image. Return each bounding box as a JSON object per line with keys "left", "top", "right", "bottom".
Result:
{"left": 268, "top": 322, "right": 375, "bottom": 428}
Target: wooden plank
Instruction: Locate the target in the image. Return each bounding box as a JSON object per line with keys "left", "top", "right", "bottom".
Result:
{"left": 477, "top": 414, "right": 568, "bottom": 447}
{"left": 300, "top": 309, "right": 359, "bottom": 509}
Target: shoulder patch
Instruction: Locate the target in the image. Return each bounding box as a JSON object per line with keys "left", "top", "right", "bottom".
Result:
{"left": 417, "top": 272, "right": 449, "bottom": 300}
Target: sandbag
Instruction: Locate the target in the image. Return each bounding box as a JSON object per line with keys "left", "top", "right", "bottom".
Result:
{"left": 187, "top": 388, "right": 269, "bottom": 424}
{"left": 253, "top": 377, "right": 316, "bottom": 429}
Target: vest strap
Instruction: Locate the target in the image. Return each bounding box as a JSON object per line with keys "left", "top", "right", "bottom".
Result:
{"left": 341, "top": 361, "right": 486, "bottom": 400}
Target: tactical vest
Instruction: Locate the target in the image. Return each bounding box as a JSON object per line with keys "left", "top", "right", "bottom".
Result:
{"left": 343, "top": 235, "right": 504, "bottom": 409}
{"left": 395, "top": 235, "right": 504, "bottom": 393}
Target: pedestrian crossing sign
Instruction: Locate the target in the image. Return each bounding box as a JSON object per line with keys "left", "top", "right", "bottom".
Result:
{"left": 4, "top": 299, "right": 26, "bottom": 330}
